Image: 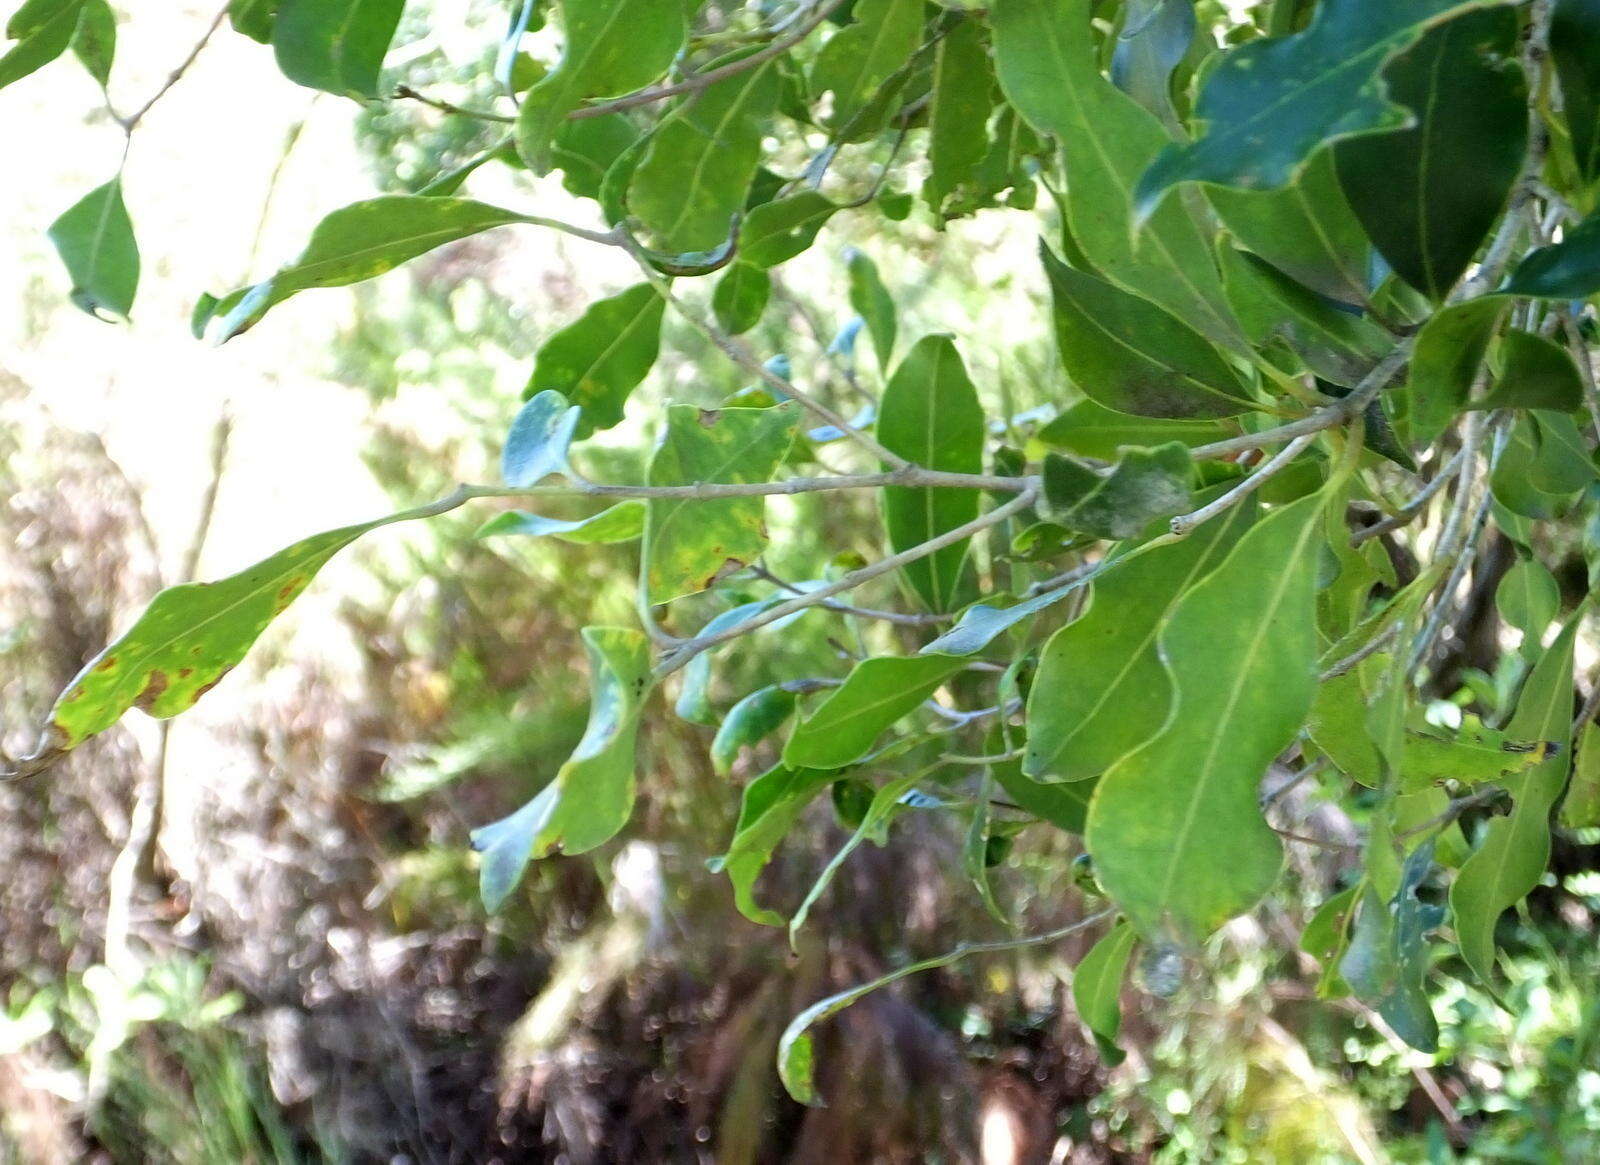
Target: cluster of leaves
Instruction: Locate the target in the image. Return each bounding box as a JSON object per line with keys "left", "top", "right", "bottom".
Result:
{"left": 9, "top": 0, "right": 1600, "bottom": 1104}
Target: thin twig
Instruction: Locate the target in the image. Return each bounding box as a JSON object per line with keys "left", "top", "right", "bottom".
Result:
{"left": 1319, "top": 627, "right": 1398, "bottom": 682}
{"left": 1349, "top": 448, "right": 1465, "bottom": 547}
{"left": 394, "top": 85, "right": 515, "bottom": 123}
{"left": 116, "top": 4, "right": 230, "bottom": 132}
{"left": 654, "top": 486, "right": 1041, "bottom": 678}
{"left": 566, "top": 0, "right": 850, "bottom": 122}
{"left": 1170, "top": 432, "right": 1318, "bottom": 537}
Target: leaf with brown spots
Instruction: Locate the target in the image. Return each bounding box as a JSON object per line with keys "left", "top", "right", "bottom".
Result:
{"left": 47, "top": 514, "right": 411, "bottom": 749}
{"left": 643, "top": 403, "right": 799, "bottom": 605}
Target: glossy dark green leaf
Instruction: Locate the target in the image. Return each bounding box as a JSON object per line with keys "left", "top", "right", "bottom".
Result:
{"left": 1037, "top": 400, "right": 1230, "bottom": 461}
{"left": 739, "top": 192, "right": 836, "bottom": 269}
{"left": 1088, "top": 492, "right": 1327, "bottom": 943}
{"left": 629, "top": 51, "right": 782, "bottom": 254}
{"left": 471, "top": 627, "right": 651, "bottom": 910}
{"left": 1400, "top": 296, "right": 1505, "bottom": 446}
{"left": 0, "top": 0, "right": 82, "bottom": 91}
{"left": 526, "top": 282, "right": 664, "bottom": 436}
{"left": 877, "top": 335, "right": 985, "bottom": 611}
{"left": 1073, "top": 920, "right": 1136, "bottom": 1064}
{"left": 1333, "top": 9, "right": 1524, "bottom": 301}
{"left": 1208, "top": 150, "right": 1371, "bottom": 306}
{"left": 70, "top": 0, "right": 112, "bottom": 87}
{"left": 47, "top": 177, "right": 138, "bottom": 320}
{"left": 1110, "top": 0, "right": 1193, "bottom": 130}
{"left": 476, "top": 500, "right": 645, "bottom": 545}
{"left": 1341, "top": 842, "right": 1444, "bottom": 1052}
{"left": 1027, "top": 502, "right": 1255, "bottom": 783}
{"left": 712, "top": 764, "right": 838, "bottom": 925}
{"left": 501, "top": 390, "right": 580, "bottom": 486}
{"left": 1135, "top": 0, "right": 1509, "bottom": 218}
{"left": 992, "top": 0, "right": 1239, "bottom": 346}
{"left": 783, "top": 654, "right": 966, "bottom": 770}
{"left": 205, "top": 196, "right": 531, "bottom": 340}
{"left": 272, "top": 0, "right": 404, "bottom": 98}
{"left": 809, "top": 0, "right": 921, "bottom": 132}
{"left": 1501, "top": 208, "right": 1600, "bottom": 298}
{"left": 1474, "top": 330, "right": 1585, "bottom": 412}
{"left": 1451, "top": 606, "right": 1584, "bottom": 984}
{"left": 515, "top": 0, "right": 685, "bottom": 171}
{"left": 1042, "top": 245, "right": 1256, "bottom": 419}
{"left": 712, "top": 685, "right": 797, "bottom": 776}
{"left": 645, "top": 404, "right": 799, "bottom": 605}
{"left": 844, "top": 246, "right": 896, "bottom": 371}
{"left": 1041, "top": 444, "right": 1192, "bottom": 541}
{"left": 1552, "top": 0, "right": 1600, "bottom": 183}
{"left": 1491, "top": 416, "right": 1576, "bottom": 519}
{"left": 1528, "top": 410, "right": 1599, "bottom": 495}
{"left": 924, "top": 17, "right": 992, "bottom": 215}
{"left": 1218, "top": 244, "right": 1390, "bottom": 387}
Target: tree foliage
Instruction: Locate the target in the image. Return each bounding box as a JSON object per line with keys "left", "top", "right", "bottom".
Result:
{"left": 7, "top": 0, "right": 1600, "bottom": 1102}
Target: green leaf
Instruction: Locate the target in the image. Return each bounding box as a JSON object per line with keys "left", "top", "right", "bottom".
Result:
{"left": 70, "top": 0, "right": 112, "bottom": 87}
{"left": 1496, "top": 557, "right": 1560, "bottom": 661}
{"left": 47, "top": 177, "right": 138, "bottom": 320}
{"left": 1207, "top": 149, "right": 1371, "bottom": 306}
{"left": 644, "top": 404, "right": 799, "bottom": 605}
{"left": 1560, "top": 718, "right": 1600, "bottom": 829}
{"left": 471, "top": 627, "right": 651, "bottom": 911}
{"left": 1474, "top": 330, "right": 1585, "bottom": 412}
{"left": 844, "top": 246, "right": 896, "bottom": 371}
{"left": 549, "top": 113, "right": 640, "bottom": 202}
{"left": 1528, "top": 410, "right": 1599, "bottom": 494}
{"left": 1037, "top": 399, "right": 1230, "bottom": 461}
{"left": 514, "top": 0, "right": 685, "bottom": 171}
{"left": 712, "top": 262, "right": 770, "bottom": 336}
{"left": 711, "top": 685, "right": 797, "bottom": 775}
{"left": 1332, "top": 9, "right": 1524, "bottom": 301}
{"left": 783, "top": 654, "right": 967, "bottom": 770}
{"left": 1073, "top": 921, "right": 1136, "bottom": 1064}
{"left": 501, "top": 390, "right": 580, "bottom": 486}
{"left": 206, "top": 196, "right": 531, "bottom": 340}
{"left": 1341, "top": 842, "right": 1445, "bottom": 1052}
{"left": 1398, "top": 729, "right": 1559, "bottom": 794}
{"left": 1134, "top": 0, "right": 1511, "bottom": 218}
{"left": 1490, "top": 417, "right": 1575, "bottom": 520}
{"left": 1087, "top": 492, "right": 1327, "bottom": 944}
{"left": 992, "top": 0, "right": 1239, "bottom": 346}
{"left": 272, "top": 0, "right": 404, "bottom": 98}
{"left": 1111, "top": 0, "right": 1193, "bottom": 130}
{"left": 1301, "top": 883, "right": 1360, "bottom": 995}
{"left": 1027, "top": 502, "right": 1256, "bottom": 782}
{"left": 1400, "top": 296, "right": 1505, "bottom": 446}
{"left": 1501, "top": 207, "right": 1600, "bottom": 298}
{"left": 526, "top": 282, "right": 664, "bottom": 435}
{"left": 628, "top": 50, "right": 782, "bottom": 254}
{"left": 1552, "top": 0, "right": 1600, "bottom": 183}
{"left": 475, "top": 500, "right": 645, "bottom": 545}
{"left": 877, "top": 335, "right": 985, "bottom": 611}
{"left": 228, "top": 0, "right": 275, "bottom": 43}
{"left": 1041, "top": 444, "right": 1192, "bottom": 541}
{"left": 1041, "top": 245, "right": 1256, "bottom": 419}
{"left": 1217, "top": 244, "right": 1390, "bottom": 387}
{"left": 739, "top": 192, "right": 837, "bottom": 270}
{"left": 1451, "top": 606, "right": 1584, "bottom": 985}
{"left": 0, "top": 0, "right": 82, "bottom": 91}
{"left": 712, "top": 764, "right": 838, "bottom": 925}
{"left": 809, "top": 0, "right": 921, "bottom": 132}
{"left": 924, "top": 17, "right": 992, "bottom": 215}
{"left": 995, "top": 756, "right": 1091, "bottom": 834}
{"left": 45, "top": 509, "right": 435, "bottom": 750}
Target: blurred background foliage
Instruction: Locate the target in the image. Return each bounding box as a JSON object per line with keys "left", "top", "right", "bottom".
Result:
{"left": 2, "top": 2, "right": 1600, "bottom": 1162}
